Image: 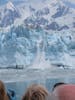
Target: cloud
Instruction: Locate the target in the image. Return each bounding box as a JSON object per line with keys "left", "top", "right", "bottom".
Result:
{"left": 68, "top": 0, "right": 75, "bottom": 4}
{"left": 62, "top": 0, "right": 75, "bottom": 9}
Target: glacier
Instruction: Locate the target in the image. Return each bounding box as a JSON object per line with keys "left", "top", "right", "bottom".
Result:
{"left": 0, "top": 26, "right": 75, "bottom": 69}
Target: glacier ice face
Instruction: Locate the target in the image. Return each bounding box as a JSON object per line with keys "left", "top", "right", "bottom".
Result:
{"left": 0, "top": 26, "right": 75, "bottom": 69}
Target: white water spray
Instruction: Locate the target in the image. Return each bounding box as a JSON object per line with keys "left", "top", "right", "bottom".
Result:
{"left": 32, "top": 34, "right": 52, "bottom": 69}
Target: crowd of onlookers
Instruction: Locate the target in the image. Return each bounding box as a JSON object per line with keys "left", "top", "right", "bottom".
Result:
{"left": 0, "top": 80, "right": 75, "bottom": 100}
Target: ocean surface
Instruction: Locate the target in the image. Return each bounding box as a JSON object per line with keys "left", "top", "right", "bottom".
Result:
{"left": 2, "top": 68, "right": 75, "bottom": 100}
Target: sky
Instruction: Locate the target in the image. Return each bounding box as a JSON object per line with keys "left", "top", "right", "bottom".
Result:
{"left": 0, "top": 0, "right": 75, "bottom": 8}
{"left": 62, "top": 0, "right": 75, "bottom": 9}
{"left": 0, "top": 0, "right": 7, "bottom": 5}
{"left": 0, "top": 0, "right": 26, "bottom": 5}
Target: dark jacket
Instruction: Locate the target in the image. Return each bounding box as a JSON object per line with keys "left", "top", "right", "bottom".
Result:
{"left": 7, "top": 89, "right": 16, "bottom": 100}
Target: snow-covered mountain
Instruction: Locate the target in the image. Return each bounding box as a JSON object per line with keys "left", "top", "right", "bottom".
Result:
{"left": 0, "top": 1, "right": 21, "bottom": 27}
{"left": 0, "top": 0, "right": 75, "bottom": 29}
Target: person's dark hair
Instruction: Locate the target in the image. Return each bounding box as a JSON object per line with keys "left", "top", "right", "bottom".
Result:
{"left": 52, "top": 82, "right": 66, "bottom": 91}
{"left": 22, "top": 84, "right": 48, "bottom": 100}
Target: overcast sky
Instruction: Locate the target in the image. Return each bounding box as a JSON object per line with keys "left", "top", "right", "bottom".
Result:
{"left": 62, "top": 0, "right": 75, "bottom": 8}
{"left": 0, "top": 0, "right": 26, "bottom": 5}
{"left": 0, "top": 0, "right": 75, "bottom": 8}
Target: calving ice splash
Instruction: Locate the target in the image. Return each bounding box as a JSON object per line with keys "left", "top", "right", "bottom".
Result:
{"left": 0, "top": 0, "right": 75, "bottom": 69}
{"left": 31, "top": 33, "right": 51, "bottom": 69}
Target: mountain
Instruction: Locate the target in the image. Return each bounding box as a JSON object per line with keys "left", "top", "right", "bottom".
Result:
{"left": 0, "top": 0, "right": 75, "bottom": 30}
{"left": 52, "top": 5, "right": 69, "bottom": 18}
{"left": 21, "top": 0, "right": 75, "bottom": 30}
{"left": 35, "top": 7, "right": 50, "bottom": 17}
{"left": 0, "top": 1, "right": 21, "bottom": 27}
{"left": 45, "top": 22, "right": 59, "bottom": 30}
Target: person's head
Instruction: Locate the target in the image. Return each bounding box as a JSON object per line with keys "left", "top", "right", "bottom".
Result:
{"left": 22, "top": 84, "right": 48, "bottom": 100}
{"left": 0, "top": 80, "right": 8, "bottom": 100}
{"left": 52, "top": 82, "right": 66, "bottom": 91}
{"left": 52, "top": 84, "right": 75, "bottom": 100}
{"left": 51, "top": 82, "right": 66, "bottom": 100}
